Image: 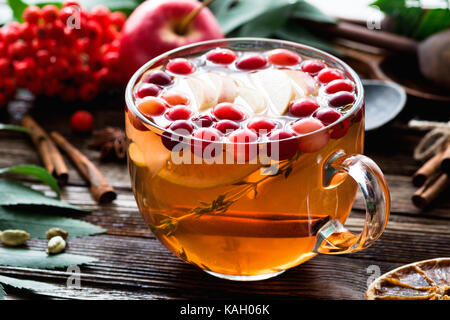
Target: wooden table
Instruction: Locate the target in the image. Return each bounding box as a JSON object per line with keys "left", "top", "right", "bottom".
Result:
{"left": 0, "top": 87, "right": 449, "bottom": 300}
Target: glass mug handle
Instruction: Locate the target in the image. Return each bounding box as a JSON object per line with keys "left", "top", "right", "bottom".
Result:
{"left": 313, "top": 151, "right": 390, "bottom": 254}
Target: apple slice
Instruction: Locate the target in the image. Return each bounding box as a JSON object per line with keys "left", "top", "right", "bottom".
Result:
{"left": 199, "top": 73, "right": 238, "bottom": 103}
{"left": 185, "top": 77, "right": 218, "bottom": 111}
{"left": 249, "top": 69, "right": 295, "bottom": 115}
{"left": 237, "top": 86, "right": 267, "bottom": 113}
{"left": 282, "top": 69, "right": 318, "bottom": 97}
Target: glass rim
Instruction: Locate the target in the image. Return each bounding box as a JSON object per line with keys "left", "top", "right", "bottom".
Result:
{"left": 125, "top": 37, "right": 364, "bottom": 145}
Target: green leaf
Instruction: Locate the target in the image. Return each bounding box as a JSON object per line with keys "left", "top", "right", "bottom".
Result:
{"left": 0, "top": 179, "right": 88, "bottom": 213}
{"left": 78, "top": 0, "right": 139, "bottom": 14}
{"left": 292, "top": 1, "right": 337, "bottom": 23}
{"left": 0, "top": 123, "right": 30, "bottom": 134}
{"left": 0, "top": 247, "right": 98, "bottom": 269}
{"left": 412, "top": 8, "right": 450, "bottom": 40}
{"left": 0, "top": 274, "right": 58, "bottom": 296}
{"left": 275, "top": 21, "right": 341, "bottom": 56}
{"left": 0, "top": 283, "right": 5, "bottom": 300}
{"left": 0, "top": 165, "right": 60, "bottom": 197}
{"left": 7, "top": 0, "right": 28, "bottom": 22}
{"left": 0, "top": 206, "right": 105, "bottom": 239}
{"left": 208, "top": 0, "right": 234, "bottom": 18}
{"left": 217, "top": 0, "right": 300, "bottom": 34}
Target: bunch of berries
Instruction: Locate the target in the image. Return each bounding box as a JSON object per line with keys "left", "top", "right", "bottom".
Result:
{"left": 0, "top": 2, "right": 127, "bottom": 108}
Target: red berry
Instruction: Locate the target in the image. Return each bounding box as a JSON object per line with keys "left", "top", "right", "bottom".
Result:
{"left": 228, "top": 129, "right": 258, "bottom": 162}
{"left": 214, "top": 120, "right": 240, "bottom": 134}
{"left": 110, "top": 11, "right": 126, "bottom": 30}
{"left": 23, "top": 5, "right": 41, "bottom": 24}
{"left": 166, "top": 58, "right": 195, "bottom": 75}
{"left": 247, "top": 118, "right": 277, "bottom": 136}
{"left": 41, "top": 5, "right": 59, "bottom": 23}
{"left": 3, "top": 23, "right": 21, "bottom": 43}
{"left": 63, "top": 2, "right": 80, "bottom": 8}
{"left": 330, "top": 118, "right": 351, "bottom": 139}
{"left": 143, "top": 70, "right": 173, "bottom": 86}
{"left": 71, "top": 110, "right": 94, "bottom": 132}
{"left": 47, "top": 21, "right": 65, "bottom": 40}
{"left": 314, "top": 107, "right": 342, "bottom": 126}
{"left": 165, "top": 105, "right": 193, "bottom": 121}
{"left": 268, "top": 130, "right": 298, "bottom": 161}
{"left": 91, "top": 5, "right": 111, "bottom": 27}
{"left": 301, "top": 59, "right": 326, "bottom": 74}
{"left": 135, "top": 83, "right": 161, "bottom": 99}
{"left": 191, "top": 128, "right": 223, "bottom": 158}
{"left": 102, "top": 51, "right": 119, "bottom": 69}
{"left": 20, "top": 23, "right": 36, "bottom": 42}
{"left": 192, "top": 114, "right": 214, "bottom": 127}
{"left": 292, "top": 118, "right": 330, "bottom": 153}
{"left": 8, "top": 41, "right": 30, "bottom": 60}
{"left": 236, "top": 54, "right": 268, "bottom": 70}
{"left": 213, "top": 103, "right": 245, "bottom": 121}
{"left": 161, "top": 120, "right": 194, "bottom": 151}
{"left": 79, "top": 83, "right": 98, "bottom": 101}
{"left": 58, "top": 6, "right": 77, "bottom": 24}
{"left": 289, "top": 99, "right": 320, "bottom": 117}
{"left": 317, "top": 68, "right": 345, "bottom": 84}
{"left": 329, "top": 92, "right": 355, "bottom": 108}
{"left": 206, "top": 48, "right": 237, "bottom": 65}
{"left": 138, "top": 97, "right": 168, "bottom": 118}
{"left": 267, "top": 49, "right": 301, "bottom": 66}
{"left": 325, "top": 79, "right": 355, "bottom": 94}
{"left": 85, "top": 20, "right": 103, "bottom": 40}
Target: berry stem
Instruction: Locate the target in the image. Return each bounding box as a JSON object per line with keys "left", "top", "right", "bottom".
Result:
{"left": 176, "top": 0, "right": 216, "bottom": 35}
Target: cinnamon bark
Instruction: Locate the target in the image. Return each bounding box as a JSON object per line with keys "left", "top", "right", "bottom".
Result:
{"left": 20, "top": 115, "right": 68, "bottom": 185}
{"left": 50, "top": 131, "right": 117, "bottom": 203}
{"left": 412, "top": 148, "right": 446, "bottom": 187}
{"left": 441, "top": 144, "right": 450, "bottom": 175}
{"left": 412, "top": 173, "right": 450, "bottom": 209}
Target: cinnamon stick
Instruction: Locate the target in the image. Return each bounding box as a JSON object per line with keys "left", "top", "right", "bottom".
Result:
{"left": 20, "top": 115, "right": 68, "bottom": 185}
{"left": 412, "top": 173, "right": 450, "bottom": 209}
{"left": 441, "top": 144, "right": 450, "bottom": 175}
{"left": 412, "top": 148, "right": 446, "bottom": 187}
{"left": 50, "top": 131, "right": 117, "bottom": 203}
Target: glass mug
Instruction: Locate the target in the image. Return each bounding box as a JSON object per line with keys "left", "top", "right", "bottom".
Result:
{"left": 125, "top": 38, "right": 390, "bottom": 281}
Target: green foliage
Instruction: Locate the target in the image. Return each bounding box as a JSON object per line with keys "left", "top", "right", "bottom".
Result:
{"left": 0, "top": 123, "right": 31, "bottom": 134}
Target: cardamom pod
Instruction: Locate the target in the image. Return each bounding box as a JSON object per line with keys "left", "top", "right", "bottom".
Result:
{"left": 47, "top": 236, "right": 66, "bottom": 254}
{"left": 0, "top": 229, "right": 30, "bottom": 246}
{"left": 46, "top": 228, "right": 69, "bottom": 240}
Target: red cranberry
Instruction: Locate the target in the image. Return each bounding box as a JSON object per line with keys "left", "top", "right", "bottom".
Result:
{"left": 206, "top": 48, "right": 237, "bottom": 65}
{"left": 301, "top": 60, "right": 326, "bottom": 74}
{"left": 166, "top": 58, "right": 195, "bottom": 75}
{"left": 137, "top": 97, "right": 168, "bottom": 118}
{"left": 330, "top": 118, "right": 351, "bottom": 139}
{"left": 267, "top": 49, "right": 301, "bottom": 66}
{"left": 236, "top": 54, "right": 268, "bottom": 71}
{"left": 213, "top": 103, "right": 245, "bottom": 121}
{"left": 292, "top": 118, "right": 330, "bottom": 153}
{"left": 161, "top": 120, "right": 194, "bottom": 151}
{"left": 165, "top": 106, "right": 193, "bottom": 121}
{"left": 192, "top": 114, "right": 214, "bottom": 127}
{"left": 143, "top": 70, "right": 173, "bottom": 86}
{"left": 268, "top": 130, "right": 298, "bottom": 161}
{"left": 228, "top": 129, "right": 258, "bottom": 162}
{"left": 329, "top": 92, "right": 355, "bottom": 107}
{"left": 325, "top": 79, "right": 355, "bottom": 94}
{"left": 135, "top": 83, "right": 161, "bottom": 98}
{"left": 289, "top": 99, "right": 320, "bottom": 117}
{"left": 317, "top": 68, "right": 345, "bottom": 84}
{"left": 214, "top": 120, "right": 240, "bottom": 134}
{"left": 314, "top": 108, "right": 342, "bottom": 126}
{"left": 247, "top": 118, "right": 277, "bottom": 136}
{"left": 191, "top": 128, "right": 223, "bottom": 158}
{"left": 71, "top": 110, "right": 93, "bottom": 132}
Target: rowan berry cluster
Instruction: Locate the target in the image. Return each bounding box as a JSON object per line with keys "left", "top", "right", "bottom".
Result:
{"left": 0, "top": 2, "right": 126, "bottom": 107}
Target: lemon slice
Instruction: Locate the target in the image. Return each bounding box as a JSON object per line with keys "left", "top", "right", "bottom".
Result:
{"left": 128, "top": 142, "right": 146, "bottom": 167}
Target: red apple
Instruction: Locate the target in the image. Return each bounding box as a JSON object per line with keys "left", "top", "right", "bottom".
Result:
{"left": 119, "top": 0, "right": 224, "bottom": 78}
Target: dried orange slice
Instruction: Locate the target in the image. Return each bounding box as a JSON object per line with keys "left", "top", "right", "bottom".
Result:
{"left": 366, "top": 258, "right": 450, "bottom": 300}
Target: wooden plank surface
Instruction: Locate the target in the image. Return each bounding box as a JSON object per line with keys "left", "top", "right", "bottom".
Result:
{"left": 0, "top": 90, "right": 449, "bottom": 300}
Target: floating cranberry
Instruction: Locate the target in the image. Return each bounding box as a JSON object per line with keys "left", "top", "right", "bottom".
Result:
{"left": 214, "top": 120, "right": 240, "bottom": 134}
{"left": 228, "top": 129, "right": 258, "bottom": 162}
{"left": 314, "top": 108, "right": 342, "bottom": 126}
{"left": 330, "top": 118, "right": 351, "bottom": 139}
{"left": 236, "top": 54, "right": 268, "bottom": 71}
{"left": 161, "top": 120, "right": 194, "bottom": 151}
{"left": 325, "top": 79, "right": 355, "bottom": 94}
{"left": 329, "top": 92, "right": 355, "bottom": 108}
{"left": 301, "top": 59, "right": 326, "bottom": 74}
{"left": 161, "top": 91, "right": 190, "bottom": 106}
{"left": 317, "top": 68, "right": 345, "bottom": 84}
{"left": 292, "top": 118, "right": 330, "bottom": 153}
{"left": 247, "top": 118, "right": 277, "bottom": 136}
{"left": 166, "top": 58, "right": 195, "bottom": 75}
{"left": 213, "top": 103, "right": 245, "bottom": 121}
{"left": 206, "top": 48, "right": 237, "bottom": 65}
{"left": 268, "top": 130, "right": 298, "bottom": 161}
{"left": 137, "top": 97, "right": 168, "bottom": 118}
{"left": 192, "top": 114, "right": 214, "bottom": 127}
{"left": 191, "top": 128, "right": 223, "bottom": 158}
{"left": 267, "top": 49, "right": 300, "bottom": 66}
{"left": 143, "top": 70, "right": 173, "bottom": 86}
{"left": 289, "top": 99, "right": 320, "bottom": 117}
{"left": 135, "top": 83, "right": 161, "bottom": 98}
{"left": 165, "top": 105, "right": 193, "bottom": 121}
{"left": 71, "top": 110, "right": 93, "bottom": 132}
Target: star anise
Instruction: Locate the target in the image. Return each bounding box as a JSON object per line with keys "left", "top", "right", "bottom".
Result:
{"left": 88, "top": 127, "right": 127, "bottom": 162}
